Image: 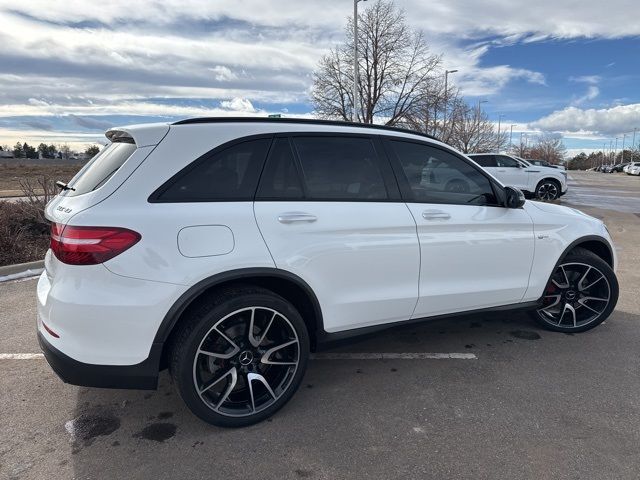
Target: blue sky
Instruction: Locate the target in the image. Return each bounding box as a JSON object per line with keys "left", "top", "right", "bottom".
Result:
{"left": 0, "top": 0, "right": 639, "bottom": 156}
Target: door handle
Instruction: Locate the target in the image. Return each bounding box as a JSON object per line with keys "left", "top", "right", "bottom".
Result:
{"left": 497, "top": 169, "right": 507, "bottom": 172}
{"left": 277, "top": 212, "right": 318, "bottom": 224}
{"left": 422, "top": 210, "right": 451, "bottom": 221}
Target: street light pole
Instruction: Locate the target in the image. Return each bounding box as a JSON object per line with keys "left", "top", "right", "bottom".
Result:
{"left": 621, "top": 134, "right": 626, "bottom": 164}
{"left": 510, "top": 124, "right": 515, "bottom": 148}
{"left": 614, "top": 137, "right": 619, "bottom": 163}
{"left": 633, "top": 127, "right": 638, "bottom": 155}
{"left": 497, "top": 114, "right": 505, "bottom": 153}
{"left": 443, "top": 69, "right": 458, "bottom": 134}
{"left": 352, "top": 0, "right": 367, "bottom": 122}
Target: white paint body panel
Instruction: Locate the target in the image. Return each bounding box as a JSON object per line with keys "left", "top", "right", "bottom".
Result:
{"left": 255, "top": 202, "right": 420, "bottom": 332}
{"left": 406, "top": 204, "right": 535, "bottom": 317}
{"left": 37, "top": 120, "right": 614, "bottom": 368}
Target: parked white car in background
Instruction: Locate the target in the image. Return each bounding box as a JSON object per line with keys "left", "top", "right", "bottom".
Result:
{"left": 38, "top": 118, "right": 617, "bottom": 427}
{"left": 627, "top": 162, "right": 640, "bottom": 175}
{"left": 468, "top": 153, "right": 568, "bottom": 200}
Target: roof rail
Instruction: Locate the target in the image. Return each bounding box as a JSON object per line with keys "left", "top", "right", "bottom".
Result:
{"left": 171, "top": 117, "right": 439, "bottom": 142}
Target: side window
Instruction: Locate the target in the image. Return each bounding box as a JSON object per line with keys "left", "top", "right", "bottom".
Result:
{"left": 496, "top": 155, "right": 520, "bottom": 168}
{"left": 257, "top": 138, "right": 304, "bottom": 199}
{"left": 155, "top": 138, "right": 271, "bottom": 202}
{"left": 292, "top": 136, "right": 388, "bottom": 200}
{"left": 388, "top": 140, "right": 498, "bottom": 206}
{"left": 471, "top": 155, "right": 497, "bottom": 168}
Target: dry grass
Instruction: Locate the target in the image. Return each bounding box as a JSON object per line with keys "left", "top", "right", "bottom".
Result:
{"left": 0, "top": 163, "right": 81, "bottom": 192}
{"left": 0, "top": 177, "right": 58, "bottom": 266}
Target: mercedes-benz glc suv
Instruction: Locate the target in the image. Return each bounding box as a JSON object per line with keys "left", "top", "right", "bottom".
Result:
{"left": 37, "top": 118, "right": 618, "bottom": 427}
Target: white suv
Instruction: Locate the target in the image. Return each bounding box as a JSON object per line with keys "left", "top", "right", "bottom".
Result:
{"left": 38, "top": 118, "right": 618, "bottom": 427}
{"left": 469, "top": 153, "right": 568, "bottom": 200}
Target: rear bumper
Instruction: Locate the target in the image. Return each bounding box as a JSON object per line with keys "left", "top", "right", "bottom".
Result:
{"left": 38, "top": 331, "right": 160, "bottom": 390}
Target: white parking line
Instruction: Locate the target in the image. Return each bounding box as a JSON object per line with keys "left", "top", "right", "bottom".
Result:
{"left": 311, "top": 352, "right": 476, "bottom": 360}
{"left": 0, "top": 353, "right": 44, "bottom": 360}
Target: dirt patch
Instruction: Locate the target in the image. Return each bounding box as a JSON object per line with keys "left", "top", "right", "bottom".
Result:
{"left": 0, "top": 163, "right": 81, "bottom": 193}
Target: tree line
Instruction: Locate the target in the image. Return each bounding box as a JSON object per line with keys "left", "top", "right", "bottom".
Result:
{"left": 0, "top": 142, "right": 100, "bottom": 159}
{"left": 311, "top": 0, "right": 565, "bottom": 163}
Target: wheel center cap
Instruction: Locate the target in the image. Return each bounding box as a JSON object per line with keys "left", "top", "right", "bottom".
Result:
{"left": 565, "top": 290, "right": 577, "bottom": 300}
{"left": 239, "top": 350, "right": 254, "bottom": 365}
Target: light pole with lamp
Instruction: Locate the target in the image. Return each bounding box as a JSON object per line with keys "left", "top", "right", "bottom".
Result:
{"left": 442, "top": 69, "right": 458, "bottom": 134}
{"left": 497, "top": 114, "right": 505, "bottom": 152}
{"left": 352, "top": 0, "right": 368, "bottom": 122}
{"left": 621, "top": 134, "right": 626, "bottom": 165}
{"left": 509, "top": 124, "right": 515, "bottom": 149}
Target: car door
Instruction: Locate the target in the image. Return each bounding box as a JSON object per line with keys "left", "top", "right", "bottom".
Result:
{"left": 384, "top": 138, "right": 535, "bottom": 318}
{"left": 254, "top": 135, "right": 420, "bottom": 333}
{"left": 495, "top": 155, "right": 529, "bottom": 190}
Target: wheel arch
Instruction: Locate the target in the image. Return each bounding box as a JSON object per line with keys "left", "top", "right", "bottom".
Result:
{"left": 558, "top": 235, "right": 614, "bottom": 268}
{"left": 155, "top": 268, "right": 324, "bottom": 366}
{"left": 536, "top": 176, "right": 562, "bottom": 190}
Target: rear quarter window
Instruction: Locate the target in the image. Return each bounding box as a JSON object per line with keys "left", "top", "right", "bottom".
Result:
{"left": 66, "top": 142, "right": 137, "bottom": 196}
{"left": 152, "top": 137, "right": 271, "bottom": 202}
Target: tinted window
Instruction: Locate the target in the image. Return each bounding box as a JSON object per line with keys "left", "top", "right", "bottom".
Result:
{"left": 156, "top": 138, "right": 271, "bottom": 202}
{"left": 496, "top": 155, "right": 520, "bottom": 168}
{"left": 67, "top": 142, "right": 136, "bottom": 196}
{"left": 471, "top": 155, "right": 497, "bottom": 167}
{"left": 388, "top": 140, "right": 498, "bottom": 206}
{"left": 292, "top": 137, "right": 388, "bottom": 200}
{"left": 257, "top": 138, "right": 303, "bottom": 199}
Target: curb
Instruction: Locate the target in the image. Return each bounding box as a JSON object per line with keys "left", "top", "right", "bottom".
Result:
{"left": 0, "top": 260, "right": 45, "bottom": 277}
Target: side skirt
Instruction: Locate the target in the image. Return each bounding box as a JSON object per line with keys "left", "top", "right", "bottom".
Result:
{"left": 315, "top": 300, "right": 542, "bottom": 349}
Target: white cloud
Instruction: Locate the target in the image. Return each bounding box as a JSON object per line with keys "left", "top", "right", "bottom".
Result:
{"left": 530, "top": 104, "right": 640, "bottom": 136}
{"left": 572, "top": 85, "right": 600, "bottom": 106}
{"left": 219, "top": 97, "right": 257, "bottom": 113}
{"left": 209, "top": 66, "right": 238, "bottom": 82}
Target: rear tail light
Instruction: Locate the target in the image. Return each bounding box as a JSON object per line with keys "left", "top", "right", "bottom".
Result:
{"left": 50, "top": 223, "right": 141, "bottom": 265}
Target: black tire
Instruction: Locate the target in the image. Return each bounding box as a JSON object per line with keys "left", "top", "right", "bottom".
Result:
{"left": 535, "top": 178, "right": 561, "bottom": 201}
{"left": 169, "top": 286, "right": 310, "bottom": 427}
{"left": 530, "top": 248, "right": 618, "bottom": 333}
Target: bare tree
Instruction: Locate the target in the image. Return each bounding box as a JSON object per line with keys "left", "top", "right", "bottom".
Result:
{"left": 447, "top": 101, "right": 507, "bottom": 154}
{"left": 311, "top": 0, "right": 441, "bottom": 125}
{"left": 528, "top": 133, "right": 566, "bottom": 164}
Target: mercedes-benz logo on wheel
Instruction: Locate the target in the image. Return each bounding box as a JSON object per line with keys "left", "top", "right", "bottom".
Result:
{"left": 239, "top": 350, "right": 254, "bottom": 365}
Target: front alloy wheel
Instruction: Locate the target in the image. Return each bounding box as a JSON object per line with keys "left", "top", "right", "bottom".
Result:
{"left": 536, "top": 180, "right": 560, "bottom": 201}
{"left": 170, "top": 287, "right": 309, "bottom": 427}
{"left": 533, "top": 249, "right": 618, "bottom": 332}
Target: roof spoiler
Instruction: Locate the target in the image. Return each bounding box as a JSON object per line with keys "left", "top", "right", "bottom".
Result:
{"left": 105, "top": 124, "right": 170, "bottom": 147}
{"left": 105, "top": 130, "right": 135, "bottom": 144}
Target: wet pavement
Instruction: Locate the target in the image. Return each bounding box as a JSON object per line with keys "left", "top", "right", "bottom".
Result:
{"left": 563, "top": 170, "right": 640, "bottom": 213}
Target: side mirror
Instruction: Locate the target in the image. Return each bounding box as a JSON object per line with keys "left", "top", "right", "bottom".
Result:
{"left": 505, "top": 186, "right": 525, "bottom": 208}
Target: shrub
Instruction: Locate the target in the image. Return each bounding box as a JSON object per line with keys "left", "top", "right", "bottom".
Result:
{"left": 0, "top": 177, "right": 57, "bottom": 267}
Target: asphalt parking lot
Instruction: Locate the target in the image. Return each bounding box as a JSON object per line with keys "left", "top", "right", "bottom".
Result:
{"left": 2, "top": 171, "right": 640, "bottom": 480}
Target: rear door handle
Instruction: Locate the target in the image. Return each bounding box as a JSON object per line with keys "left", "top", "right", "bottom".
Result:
{"left": 277, "top": 212, "right": 318, "bottom": 224}
{"left": 422, "top": 210, "right": 451, "bottom": 221}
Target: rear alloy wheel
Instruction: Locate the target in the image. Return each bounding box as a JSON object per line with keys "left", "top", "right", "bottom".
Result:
{"left": 532, "top": 249, "right": 618, "bottom": 333}
{"left": 170, "top": 287, "right": 309, "bottom": 427}
{"left": 535, "top": 179, "right": 560, "bottom": 201}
